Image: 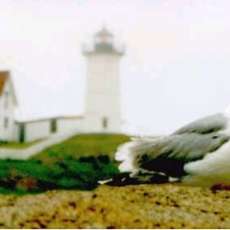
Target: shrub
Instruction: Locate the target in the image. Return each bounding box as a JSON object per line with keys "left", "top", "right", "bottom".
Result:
{"left": 0, "top": 155, "right": 119, "bottom": 193}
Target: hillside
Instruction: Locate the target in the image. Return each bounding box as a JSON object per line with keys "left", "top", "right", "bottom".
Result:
{"left": 0, "top": 184, "right": 229, "bottom": 228}
{"left": 32, "top": 134, "right": 130, "bottom": 163}
{"left": 0, "top": 134, "right": 130, "bottom": 193}
{"left": 0, "top": 133, "right": 229, "bottom": 228}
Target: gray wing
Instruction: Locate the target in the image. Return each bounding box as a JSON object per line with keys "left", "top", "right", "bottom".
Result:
{"left": 173, "top": 113, "right": 228, "bottom": 135}
{"left": 134, "top": 132, "right": 230, "bottom": 177}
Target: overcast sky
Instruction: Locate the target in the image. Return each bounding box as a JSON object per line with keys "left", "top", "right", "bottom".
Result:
{"left": 0, "top": 0, "right": 230, "bottom": 135}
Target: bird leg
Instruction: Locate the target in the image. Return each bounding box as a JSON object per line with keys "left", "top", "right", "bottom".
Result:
{"left": 101, "top": 171, "right": 169, "bottom": 187}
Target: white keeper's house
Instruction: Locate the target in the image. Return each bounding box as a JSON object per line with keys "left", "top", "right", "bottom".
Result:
{"left": 0, "top": 27, "right": 125, "bottom": 143}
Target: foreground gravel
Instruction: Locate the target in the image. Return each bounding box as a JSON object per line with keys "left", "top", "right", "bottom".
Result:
{"left": 0, "top": 184, "right": 229, "bottom": 228}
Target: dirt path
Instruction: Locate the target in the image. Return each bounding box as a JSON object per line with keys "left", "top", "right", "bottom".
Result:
{"left": 0, "top": 184, "right": 229, "bottom": 228}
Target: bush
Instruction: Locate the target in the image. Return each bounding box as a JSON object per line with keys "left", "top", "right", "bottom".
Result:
{"left": 0, "top": 134, "right": 130, "bottom": 193}
{"left": 0, "top": 155, "right": 119, "bottom": 193}
{"left": 56, "top": 177, "right": 85, "bottom": 189}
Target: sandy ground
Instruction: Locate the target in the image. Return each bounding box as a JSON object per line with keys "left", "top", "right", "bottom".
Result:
{"left": 0, "top": 184, "right": 229, "bottom": 228}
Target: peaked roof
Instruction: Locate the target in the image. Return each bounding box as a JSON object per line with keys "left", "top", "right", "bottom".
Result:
{"left": 0, "top": 71, "right": 9, "bottom": 95}
{"left": 95, "top": 27, "right": 113, "bottom": 37}
{"left": 0, "top": 70, "right": 18, "bottom": 105}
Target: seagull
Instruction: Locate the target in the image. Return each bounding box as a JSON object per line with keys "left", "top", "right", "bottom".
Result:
{"left": 112, "top": 113, "right": 230, "bottom": 190}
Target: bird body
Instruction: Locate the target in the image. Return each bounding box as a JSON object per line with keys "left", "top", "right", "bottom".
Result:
{"left": 115, "top": 113, "right": 230, "bottom": 188}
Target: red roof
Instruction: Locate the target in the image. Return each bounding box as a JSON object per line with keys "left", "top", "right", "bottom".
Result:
{"left": 0, "top": 71, "right": 9, "bottom": 95}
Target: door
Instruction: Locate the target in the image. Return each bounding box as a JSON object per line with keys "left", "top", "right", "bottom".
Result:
{"left": 102, "top": 117, "right": 108, "bottom": 130}
{"left": 50, "top": 119, "right": 57, "bottom": 133}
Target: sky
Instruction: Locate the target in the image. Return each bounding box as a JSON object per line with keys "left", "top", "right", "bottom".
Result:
{"left": 0, "top": 0, "right": 230, "bottom": 135}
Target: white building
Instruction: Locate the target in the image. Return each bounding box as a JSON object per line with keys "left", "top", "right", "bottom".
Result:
{"left": 83, "top": 27, "right": 124, "bottom": 133}
{"left": 13, "top": 115, "right": 84, "bottom": 143}
{"left": 0, "top": 71, "right": 18, "bottom": 142}
{"left": 0, "top": 27, "right": 124, "bottom": 143}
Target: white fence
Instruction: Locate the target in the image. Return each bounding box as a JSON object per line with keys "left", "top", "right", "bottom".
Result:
{"left": 0, "top": 129, "right": 80, "bottom": 160}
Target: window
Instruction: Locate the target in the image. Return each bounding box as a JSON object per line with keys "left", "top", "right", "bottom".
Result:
{"left": 102, "top": 117, "right": 108, "bottom": 129}
{"left": 4, "top": 117, "right": 9, "bottom": 129}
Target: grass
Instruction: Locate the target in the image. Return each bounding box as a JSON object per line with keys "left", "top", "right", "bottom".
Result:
{"left": 0, "top": 134, "right": 131, "bottom": 193}
{"left": 31, "top": 133, "right": 130, "bottom": 164}
{"left": 0, "top": 156, "right": 119, "bottom": 193}
{"left": 0, "top": 139, "right": 43, "bottom": 149}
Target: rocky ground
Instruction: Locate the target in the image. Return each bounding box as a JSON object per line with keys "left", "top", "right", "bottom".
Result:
{"left": 0, "top": 184, "right": 229, "bottom": 228}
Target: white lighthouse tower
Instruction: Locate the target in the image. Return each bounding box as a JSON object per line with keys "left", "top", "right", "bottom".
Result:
{"left": 83, "top": 27, "right": 124, "bottom": 133}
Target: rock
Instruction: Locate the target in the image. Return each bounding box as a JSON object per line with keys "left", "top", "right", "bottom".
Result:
{"left": 0, "top": 184, "right": 229, "bottom": 228}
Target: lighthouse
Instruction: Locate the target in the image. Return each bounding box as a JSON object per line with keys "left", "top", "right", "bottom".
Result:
{"left": 83, "top": 27, "right": 124, "bottom": 133}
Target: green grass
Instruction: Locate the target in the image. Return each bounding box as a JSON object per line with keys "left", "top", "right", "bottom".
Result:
{"left": 0, "top": 134, "right": 131, "bottom": 194}
{"left": 0, "top": 155, "right": 120, "bottom": 193}
{"left": 32, "top": 133, "right": 130, "bottom": 164}
{"left": 0, "top": 139, "right": 42, "bottom": 149}
{"left": 0, "top": 187, "right": 40, "bottom": 195}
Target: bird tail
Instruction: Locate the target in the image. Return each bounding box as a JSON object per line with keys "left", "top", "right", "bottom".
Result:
{"left": 115, "top": 136, "right": 163, "bottom": 175}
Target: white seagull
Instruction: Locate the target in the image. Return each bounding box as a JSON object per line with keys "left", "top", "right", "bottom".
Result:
{"left": 114, "top": 113, "right": 230, "bottom": 190}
